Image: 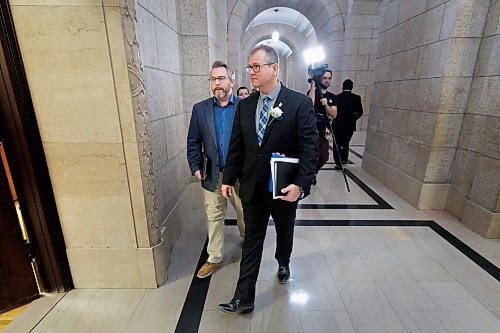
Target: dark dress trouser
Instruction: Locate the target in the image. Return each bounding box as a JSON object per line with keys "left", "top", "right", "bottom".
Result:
{"left": 234, "top": 180, "right": 298, "bottom": 304}
{"left": 332, "top": 129, "right": 354, "bottom": 166}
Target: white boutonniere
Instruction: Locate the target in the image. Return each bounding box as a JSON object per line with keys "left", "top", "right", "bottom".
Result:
{"left": 268, "top": 102, "right": 284, "bottom": 124}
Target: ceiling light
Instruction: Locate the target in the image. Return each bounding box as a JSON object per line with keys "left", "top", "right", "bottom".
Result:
{"left": 272, "top": 31, "right": 279, "bottom": 42}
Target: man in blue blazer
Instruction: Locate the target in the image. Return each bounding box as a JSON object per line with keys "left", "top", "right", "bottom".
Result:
{"left": 187, "top": 61, "right": 245, "bottom": 279}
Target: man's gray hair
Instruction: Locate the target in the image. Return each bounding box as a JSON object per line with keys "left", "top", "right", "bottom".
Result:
{"left": 249, "top": 45, "right": 279, "bottom": 65}
{"left": 211, "top": 60, "right": 235, "bottom": 80}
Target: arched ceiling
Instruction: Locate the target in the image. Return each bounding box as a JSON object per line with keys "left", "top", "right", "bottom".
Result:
{"left": 256, "top": 39, "right": 293, "bottom": 58}
{"left": 228, "top": 0, "right": 346, "bottom": 39}
{"left": 245, "top": 7, "right": 313, "bottom": 37}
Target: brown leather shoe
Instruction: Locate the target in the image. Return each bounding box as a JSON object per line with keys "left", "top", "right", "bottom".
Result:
{"left": 196, "top": 261, "right": 220, "bottom": 278}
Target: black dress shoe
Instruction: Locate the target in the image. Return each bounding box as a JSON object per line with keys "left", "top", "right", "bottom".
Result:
{"left": 217, "top": 298, "right": 254, "bottom": 314}
{"left": 334, "top": 165, "right": 342, "bottom": 171}
{"left": 312, "top": 175, "right": 317, "bottom": 185}
{"left": 277, "top": 265, "right": 290, "bottom": 284}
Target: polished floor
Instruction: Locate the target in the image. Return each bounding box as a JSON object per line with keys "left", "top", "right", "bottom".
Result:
{"left": 5, "top": 146, "right": 500, "bottom": 333}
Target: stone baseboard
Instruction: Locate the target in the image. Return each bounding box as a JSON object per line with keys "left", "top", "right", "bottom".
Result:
{"left": 66, "top": 183, "right": 205, "bottom": 288}
{"left": 460, "top": 199, "right": 500, "bottom": 239}
{"left": 362, "top": 152, "right": 449, "bottom": 209}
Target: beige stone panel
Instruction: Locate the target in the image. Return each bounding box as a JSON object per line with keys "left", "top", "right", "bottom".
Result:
{"left": 406, "top": 111, "right": 437, "bottom": 146}
{"left": 418, "top": 183, "right": 450, "bottom": 209}
{"left": 67, "top": 247, "right": 157, "bottom": 288}
{"left": 362, "top": 152, "right": 422, "bottom": 208}
{"left": 469, "top": 156, "right": 500, "bottom": 212}
{"left": 104, "top": 6, "right": 137, "bottom": 144}
{"left": 462, "top": 200, "right": 500, "bottom": 239}
{"left": 424, "top": 147, "right": 456, "bottom": 183}
{"left": 43, "top": 142, "right": 136, "bottom": 248}
{"left": 444, "top": 37, "right": 481, "bottom": 77}
{"left": 483, "top": 0, "right": 500, "bottom": 37}
{"left": 135, "top": 5, "right": 158, "bottom": 68}
{"left": 156, "top": 21, "right": 182, "bottom": 74}
{"left": 466, "top": 76, "right": 500, "bottom": 117}
{"left": 407, "top": 4, "right": 444, "bottom": 49}
{"left": 453, "top": 0, "right": 490, "bottom": 38}
{"left": 398, "top": 0, "right": 427, "bottom": 23}
{"left": 415, "top": 39, "right": 451, "bottom": 79}
{"left": 102, "top": 0, "right": 119, "bottom": 6}
{"left": 445, "top": 189, "right": 466, "bottom": 219}
{"left": 124, "top": 142, "right": 150, "bottom": 248}
{"left": 431, "top": 113, "right": 463, "bottom": 148}
{"left": 474, "top": 35, "right": 500, "bottom": 76}
{"left": 179, "top": 0, "right": 208, "bottom": 35}
{"left": 380, "top": 0, "right": 399, "bottom": 32}
{"left": 439, "top": 77, "right": 472, "bottom": 113}
{"left": 138, "top": 0, "right": 169, "bottom": 24}
{"left": 10, "top": 0, "right": 101, "bottom": 5}
{"left": 391, "top": 48, "right": 419, "bottom": 80}
{"left": 181, "top": 36, "right": 210, "bottom": 76}
{"left": 166, "top": 0, "right": 178, "bottom": 31}
{"left": 11, "top": 5, "right": 122, "bottom": 144}
{"left": 56, "top": 192, "right": 136, "bottom": 248}
{"left": 44, "top": 142, "right": 128, "bottom": 184}
{"left": 388, "top": 136, "right": 418, "bottom": 176}
{"left": 489, "top": 215, "right": 500, "bottom": 238}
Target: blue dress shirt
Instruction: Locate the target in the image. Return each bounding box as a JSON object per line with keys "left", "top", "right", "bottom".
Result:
{"left": 213, "top": 94, "right": 236, "bottom": 171}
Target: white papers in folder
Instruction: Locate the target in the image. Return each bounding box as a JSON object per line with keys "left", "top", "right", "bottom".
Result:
{"left": 270, "top": 157, "right": 299, "bottom": 199}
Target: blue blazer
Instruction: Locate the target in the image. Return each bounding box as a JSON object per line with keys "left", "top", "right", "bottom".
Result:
{"left": 187, "top": 95, "right": 239, "bottom": 192}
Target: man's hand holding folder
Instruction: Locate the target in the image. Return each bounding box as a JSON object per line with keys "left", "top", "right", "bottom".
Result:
{"left": 270, "top": 153, "right": 303, "bottom": 202}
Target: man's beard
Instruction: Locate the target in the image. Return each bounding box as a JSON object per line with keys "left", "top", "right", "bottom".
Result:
{"left": 213, "top": 88, "right": 228, "bottom": 99}
{"left": 320, "top": 83, "right": 329, "bottom": 90}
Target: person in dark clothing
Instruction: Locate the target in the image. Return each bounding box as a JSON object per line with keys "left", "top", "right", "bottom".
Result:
{"left": 331, "top": 79, "right": 363, "bottom": 169}
{"left": 307, "top": 69, "right": 337, "bottom": 183}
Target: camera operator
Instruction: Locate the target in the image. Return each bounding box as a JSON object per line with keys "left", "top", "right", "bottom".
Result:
{"left": 307, "top": 68, "right": 337, "bottom": 184}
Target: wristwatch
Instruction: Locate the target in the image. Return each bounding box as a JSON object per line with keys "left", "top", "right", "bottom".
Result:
{"left": 298, "top": 186, "right": 305, "bottom": 199}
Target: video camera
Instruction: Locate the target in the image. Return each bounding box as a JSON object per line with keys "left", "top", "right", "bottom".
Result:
{"left": 307, "top": 63, "right": 329, "bottom": 85}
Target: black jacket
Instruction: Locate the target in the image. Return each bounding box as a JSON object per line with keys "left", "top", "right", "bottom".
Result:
{"left": 222, "top": 84, "right": 319, "bottom": 202}
{"left": 331, "top": 90, "right": 363, "bottom": 132}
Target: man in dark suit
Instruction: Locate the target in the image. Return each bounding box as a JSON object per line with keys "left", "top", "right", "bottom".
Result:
{"left": 331, "top": 79, "right": 363, "bottom": 169}
{"left": 217, "top": 45, "right": 318, "bottom": 314}
{"left": 187, "top": 61, "right": 245, "bottom": 279}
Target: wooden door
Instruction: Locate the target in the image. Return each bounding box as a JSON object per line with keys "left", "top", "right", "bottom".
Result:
{"left": 0, "top": 142, "right": 39, "bottom": 313}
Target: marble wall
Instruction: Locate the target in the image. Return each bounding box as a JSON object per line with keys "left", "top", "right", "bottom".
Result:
{"left": 342, "top": 0, "right": 382, "bottom": 131}
{"left": 364, "top": 0, "right": 498, "bottom": 237}
{"left": 9, "top": 0, "right": 159, "bottom": 287}
{"left": 446, "top": 0, "right": 500, "bottom": 238}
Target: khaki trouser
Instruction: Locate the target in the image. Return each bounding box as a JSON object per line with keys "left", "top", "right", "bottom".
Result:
{"left": 202, "top": 172, "right": 244, "bottom": 264}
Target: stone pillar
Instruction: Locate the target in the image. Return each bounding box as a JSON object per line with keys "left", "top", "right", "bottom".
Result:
{"left": 364, "top": 0, "right": 492, "bottom": 218}
{"left": 10, "top": 0, "right": 160, "bottom": 288}
{"left": 446, "top": 0, "right": 500, "bottom": 238}
{"left": 342, "top": 0, "right": 381, "bottom": 131}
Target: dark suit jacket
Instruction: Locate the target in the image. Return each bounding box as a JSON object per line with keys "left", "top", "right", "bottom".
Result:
{"left": 331, "top": 90, "right": 363, "bottom": 132}
{"left": 222, "top": 84, "right": 319, "bottom": 202}
{"left": 187, "top": 96, "right": 239, "bottom": 192}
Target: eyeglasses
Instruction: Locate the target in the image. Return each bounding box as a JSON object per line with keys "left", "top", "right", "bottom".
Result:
{"left": 245, "top": 63, "right": 275, "bottom": 73}
{"left": 209, "top": 76, "right": 228, "bottom": 83}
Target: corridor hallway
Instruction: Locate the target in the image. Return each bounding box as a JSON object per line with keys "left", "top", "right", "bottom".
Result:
{"left": 5, "top": 146, "right": 500, "bottom": 333}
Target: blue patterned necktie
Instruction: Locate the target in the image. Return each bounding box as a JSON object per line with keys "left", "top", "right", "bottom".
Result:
{"left": 257, "top": 96, "right": 270, "bottom": 145}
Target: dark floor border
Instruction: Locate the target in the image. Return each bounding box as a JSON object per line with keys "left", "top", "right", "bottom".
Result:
{"left": 175, "top": 219, "right": 499, "bottom": 332}
{"left": 174, "top": 239, "right": 210, "bottom": 333}
{"left": 224, "top": 219, "right": 499, "bottom": 281}
{"left": 298, "top": 169, "right": 393, "bottom": 209}
{"left": 348, "top": 148, "right": 363, "bottom": 159}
